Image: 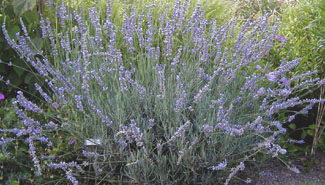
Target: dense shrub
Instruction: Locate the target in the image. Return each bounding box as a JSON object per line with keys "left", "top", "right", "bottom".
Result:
{"left": 1, "top": 0, "right": 324, "bottom": 184}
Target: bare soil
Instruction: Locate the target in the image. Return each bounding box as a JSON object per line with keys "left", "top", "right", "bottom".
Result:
{"left": 232, "top": 152, "right": 325, "bottom": 185}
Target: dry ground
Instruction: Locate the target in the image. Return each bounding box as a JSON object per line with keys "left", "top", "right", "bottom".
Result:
{"left": 232, "top": 152, "right": 325, "bottom": 185}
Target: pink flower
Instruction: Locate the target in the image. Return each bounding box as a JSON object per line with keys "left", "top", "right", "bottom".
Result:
{"left": 0, "top": 94, "right": 5, "bottom": 100}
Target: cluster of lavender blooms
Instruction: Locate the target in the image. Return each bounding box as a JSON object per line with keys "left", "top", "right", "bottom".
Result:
{"left": 209, "top": 160, "right": 227, "bottom": 171}
{"left": 0, "top": 92, "right": 56, "bottom": 176}
{"left": 1, "top": 0, "right": 324, "bottom": 184}
{"left": 225, "top": 162, "right": 245, "bottom": 185}
{"left": 0, "top": 138, "right": 14, "bottom": 156}
{"left": 168, "top": 120, "right": 191, "bottom": 142}
{"left": 47, "top": 161, "right": 85, "bottom": 185}
{"left": 115, "top": 119, "right": 144, "bottom": 147}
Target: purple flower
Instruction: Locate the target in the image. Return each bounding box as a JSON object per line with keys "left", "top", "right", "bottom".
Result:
{"left": 202, "top": 124, "right": 214, "bottom": 135}
{"left": 66, "top": 170, "right": 78, "bottom": 185}
{"left": 52, "top": 103, "right": 62, "bottom": 109}
{"left": 266, "top": 72, "right": 278, "bottom": 82}
{"left": 82, "top": 150, "right": 99, "bottom": 158}
{"left": 169, "top": 120, "right": 191, "bottom": 142}
{"left": 0, "top": 94, "right": 4, "bottom": 100}
{"left": 288, "top": 115, "right": 295, "bottom": 122}
{"left": 174, "top": 90, "right": 187, "bottom": 112}
{"left": 74, "top": 95, "right": 84, "bottom": 111}
{"left": 289, "top": 166, "right": 300, "bottom": 174}
{"left": 209, "top": 160, "right": 227, "bottom": 171}
{"left": 70, "top": 139, "right": 75, "bottom": 145}
{"left": 281, "top": 77, "right": 288, "bottom": 84}
{"left": 148, "top": 119, "right": 155, "bottom": 129}
{"left": 89, "top": 7, "right": 103, "bottom": 48}
{"left": 16, "top": 91, "right": 43, "bottom": 113}
{"left": 47, "top": 161, "right": 83, "bottom": 185}
{"left": 288, "top": 139, "right": 304, "bottom": 144}
{"left": 35, "top": 83, "right": 52, "bottom": 104}
{"left": 257, "top": 87, "right": 266, "bottom": 96}
{"left": 276, "top": 35, "right": 287, "bottom": 43}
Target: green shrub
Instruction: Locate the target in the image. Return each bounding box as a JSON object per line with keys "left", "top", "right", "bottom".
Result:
{"left": 235, "top": 0, "right": 325, "bottom": 157}
{"left": 1, "top": 0, "right": 324, "bottom": 184}
{"left": 268, "top": 0, "right": 325, "bottom": 156}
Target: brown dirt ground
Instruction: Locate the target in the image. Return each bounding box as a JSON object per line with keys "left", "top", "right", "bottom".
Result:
{"left": 231, "top": 152, "right": 325, "bottom": 185}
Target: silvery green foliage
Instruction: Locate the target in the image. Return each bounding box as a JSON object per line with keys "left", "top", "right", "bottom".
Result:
{"left": 1, "top": 0, "right": 324, "bottom": 184}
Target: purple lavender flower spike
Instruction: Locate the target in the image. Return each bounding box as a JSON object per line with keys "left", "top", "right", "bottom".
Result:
{"left": 57, "top": 0, "right": 67, "bottom": 28}
{"left": 0, "top": 93, "right": 4, "bottom": 100}
{"left": 169, "top": 120, "right": 191, "bottom": 142}
{"left": 209, "top": 160, "right": 227, "bottom": 171}
{"left": 89, "top": 7, "right": 103, "bottom": 48}
{"left": 66, "top": 170, "right": 78, "bottom": 185}
{"left": 47, "top": 161, "right": 83, "bottom": 184}
{"left": 35, "top": 83, "right": 52, "bottom": 104}
{"left": 39, "top": 14, "right": 47, "bottom": 38}
{"left": 16, "top": 91, "right": 43, "bottom": 113}
{"left": 82, "top": 150, "right": 99, "bottom": 158}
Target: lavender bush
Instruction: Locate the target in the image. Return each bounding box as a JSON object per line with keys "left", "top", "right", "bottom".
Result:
{"left": 1, "top": 0, "right": 324, "bottom": 184}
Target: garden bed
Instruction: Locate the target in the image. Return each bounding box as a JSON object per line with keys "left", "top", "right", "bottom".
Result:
{"left": 233, "top": 152, "right": 325, "bottom": 185}
{"left": 0, "top": 0, "right": 324, "bottom": 184}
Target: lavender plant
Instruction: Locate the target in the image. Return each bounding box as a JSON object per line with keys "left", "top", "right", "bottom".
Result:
{"left": 1, "top": 0, "right": 324, "bottom": 184}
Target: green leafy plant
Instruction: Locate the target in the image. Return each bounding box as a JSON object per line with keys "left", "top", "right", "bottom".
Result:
{"left": 310, "top": 0, "right": 325, "bottom": 156}
{"left": 1, "top": 0, "right": 324, "bottom": 185}
{"left": 0, "top": 0, "right": 43, "bottom": 98}
{"left": 0, "top": 100, "right": 34, "bottom": 184}
{"left": 0, "top": 99, "right": 83, "bottom": 184}
{"left": 234, "top": 0, "right": 286, "bottom": 20}
{"left": 271, "top": 0, "right": 325, "bottom": 157}
{"left": 236, "top": 0, "right": 325, "bottom": 158}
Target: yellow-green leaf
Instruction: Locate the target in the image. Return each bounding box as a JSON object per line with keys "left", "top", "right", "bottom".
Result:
{"left": 307, "top": 129, "right": 314, "bottom": 136}
{"left": 308, "top": 124, "right": 316, "bottom": 129}
{"left": 289, "top": 123, "right": 296, "bottom": 130}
